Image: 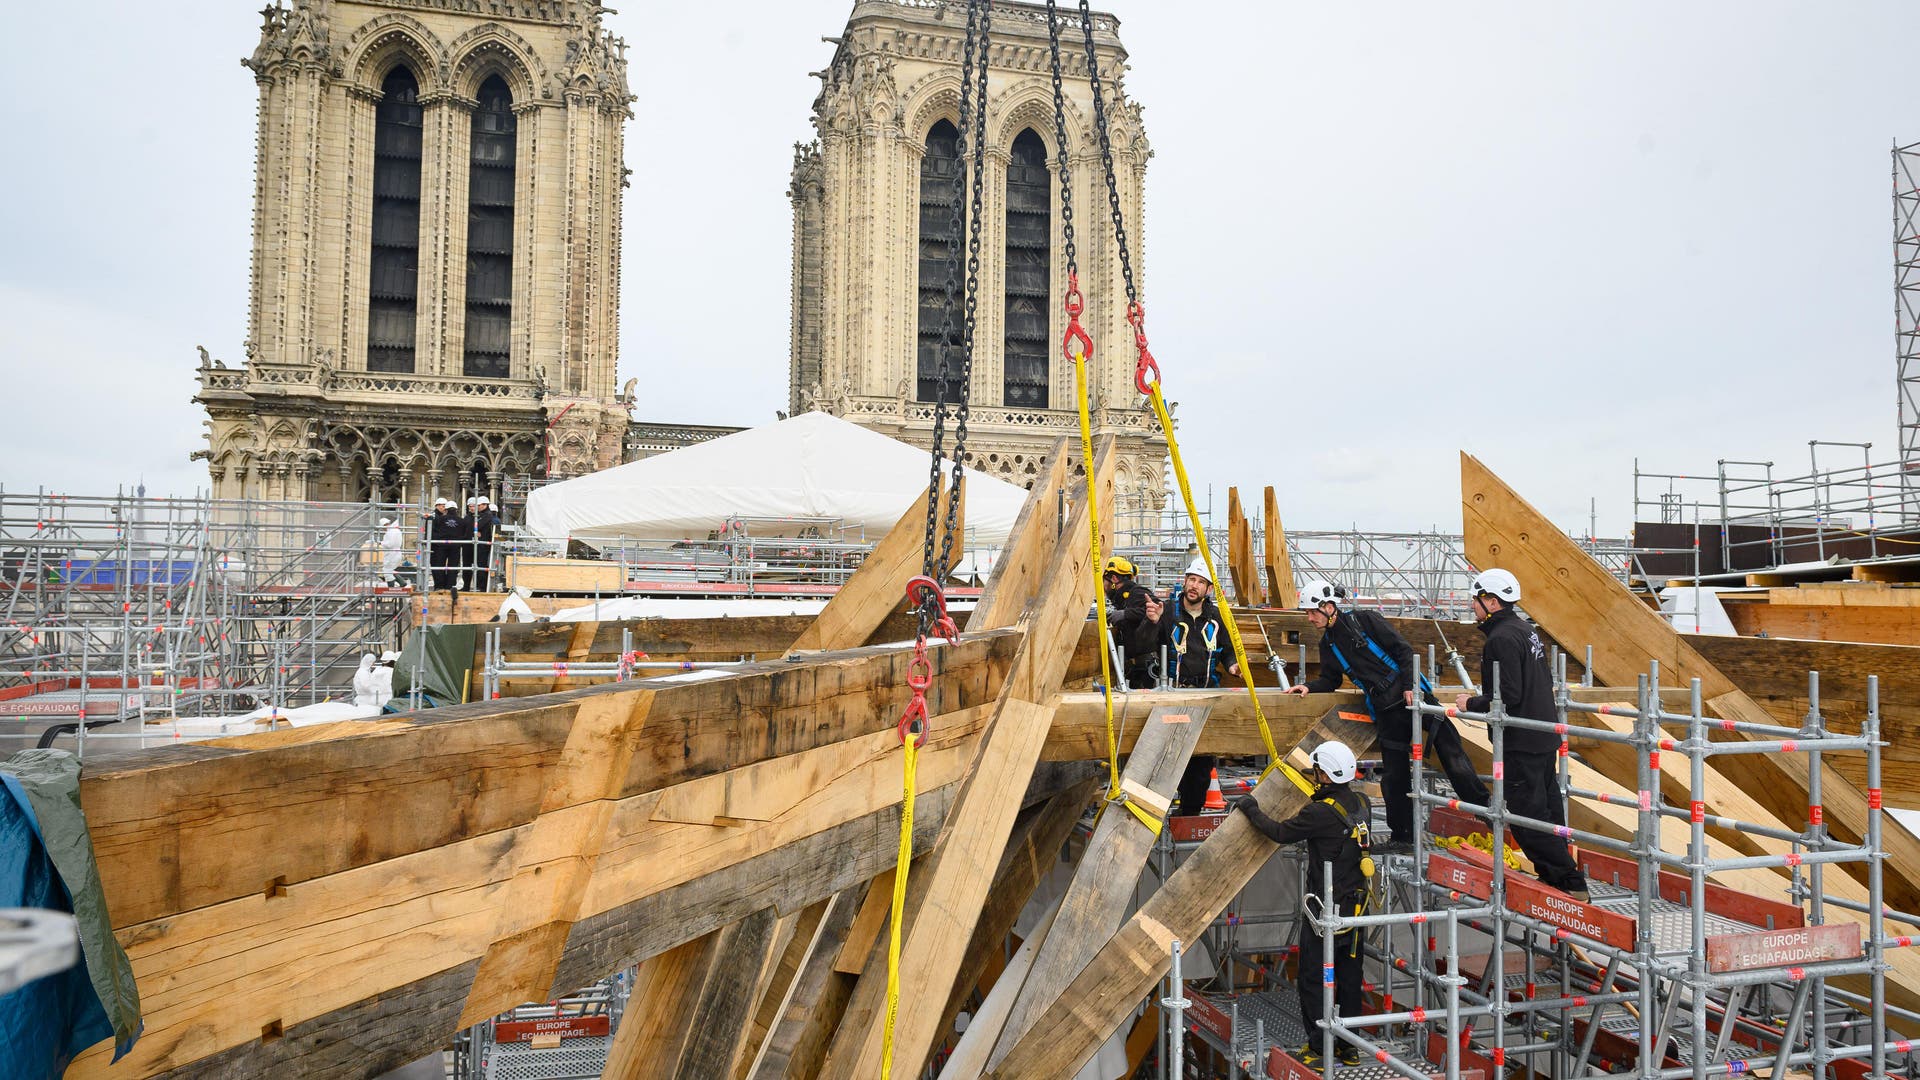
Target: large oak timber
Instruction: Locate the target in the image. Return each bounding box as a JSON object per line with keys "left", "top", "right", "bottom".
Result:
{"left": 980, "top": 707, "right": 1380, "bottom": 1079}
{"left": 1227, "top": 487, "right": 1264, "bottom": 607}
{"left": 65, "top": 634, "right": 1028, "bottom": 1077}
{"left": 1264, "top": 487, "right": 1298, "bottom": 610}
{"left": 966, "top": 437, "right": 1071, "bottom": 633}
{"left": 787, "top": 480, "right": 961, "bottom": 657}
{"left": 604, "top": 910, "right": 771, "bottom": 1078}
{"left": 733, "top": 898, "right": 831, "bottom": 1079}
{"left": 818, "top": 437, "right": 1118, "bottom": 1079}
{"left": 931, "top": 776, "right": 1102, "bottom": 1061}
{"left": 746, "top": 888, "right": 863, "bottom": 1080}
{"left": 474, "top": 589, "right": 1920, "bottom": 795}
{"left": 1460, "top": 451, "right": 1920, "bottom": 911}
{"left": 984, "top": 704, "right": 1215, "bottom": 1067}
{"left": 619, "top": 483, "right": 959, "bottom": 1077}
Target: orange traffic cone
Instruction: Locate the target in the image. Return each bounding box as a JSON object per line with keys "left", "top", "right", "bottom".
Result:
{"left": 1204, "top": 768, "right": 1227, "bottom": 812}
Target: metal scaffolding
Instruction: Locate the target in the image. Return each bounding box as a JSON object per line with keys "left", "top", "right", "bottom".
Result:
{"left": 0, "top": 488, "right": 416, "bottom": 753}
{"left": 1896, "top": 140, "right": 1920, "bottom": 520}
{"left": 1166, "top": 651, "right": 1904, "bottom": 1079}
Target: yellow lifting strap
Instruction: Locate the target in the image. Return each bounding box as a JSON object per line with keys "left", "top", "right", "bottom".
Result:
{"left": 1071, "top": 345, "right": 1123, "bottom": 804}
{"left": 880, "top": 733, "right": 920, "bottom": 1079}
{"left": 1143, "top": 381, "right": 1315, "bottom": 798}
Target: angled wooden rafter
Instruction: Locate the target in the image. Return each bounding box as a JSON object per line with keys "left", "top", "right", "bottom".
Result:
{"left": 818, "top": 436, "right": 1118, "bottom": 1079}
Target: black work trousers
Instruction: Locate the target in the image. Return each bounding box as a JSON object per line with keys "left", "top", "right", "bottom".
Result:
{"left": 471, "top": 542, "right": 493, "bottom": 591}
{"left": 1378, "top": 711, "right": 1491, "bottom": 843}
{"left": 1297, "top": 894, "right": 1366, "bottom": 1040}
{"left": 429, "top": 544, "right": 455, "bottom": 590}
{"left": 1502, "top": 750, "right": 1588, "bottom": 893}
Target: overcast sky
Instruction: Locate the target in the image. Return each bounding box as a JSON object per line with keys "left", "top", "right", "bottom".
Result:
{"left": 2, "top": 2, "right": 1915, "bottom": 538}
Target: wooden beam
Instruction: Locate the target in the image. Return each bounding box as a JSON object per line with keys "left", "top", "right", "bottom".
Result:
{"left": 787, "top": 480, "right": 960, "bottom": 657}
{"left": 672, "top": 907, "right": 794, "bottom": 1080}
{"left": 1263, "top": 486, "right": 1297, "bottom": 610}
{"left": 982, "top": 709, "right": 1379, "bottom": 1078}
{"left": 939, "top": 898, "right": 1063, "bottom": 1079}
{"left": 933, "top": 775, "right": 1102, "bottom": 1058}
{"left": 819, "top": 437, "right": 1117, "bottom": 1079}
{"left": 65, "top": 632, "right": 1029, "bottom": 1078}
{"left": 82, "top": 631, "right": 1019, "bottom": 930}
{"left": 604, "top": 928, "right": 722, "bottom": 1076}
{"left": 1227, "top": 487, "right": 1264, "bottom": 607}
{"left": 1044, "top": 688, "right": 1356, "bottom": 759}
{"left": 985, "top": 705, "right": 1213, "bottom": 1067}
{"left": 746, "top": 888, "right": 864, "bottom": 1080}
{"left": 735, "top": 897, "right": 836, "bottom": 1079}
{"left": 1460, "top": 451, "right": 1920, "bottom": 914}
{"left": 967, "top": 437, "right": 1072, "bottom": 633}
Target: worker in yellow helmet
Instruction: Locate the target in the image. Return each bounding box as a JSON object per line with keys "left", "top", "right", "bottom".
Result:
{"left": 1101, "top": 556, "right": 1161, "bottom": 689}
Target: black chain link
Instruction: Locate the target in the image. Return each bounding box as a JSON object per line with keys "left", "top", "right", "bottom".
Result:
{"left": 918, "top": 0, "right": 990, "bottom": 632}
{"left": 1045, "top": 0, "right": 1077, "bottom": 280}
{"left": 1075, "top": 0, "right": 1139, "bottom": 309}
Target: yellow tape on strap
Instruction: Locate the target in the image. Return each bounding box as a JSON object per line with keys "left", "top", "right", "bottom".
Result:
{"left": 1145, "top": 383, "right": 1315, "bottom": 798}
{"left": 1072, "top": 346, "right": 1122, "bottom": 802}
{"left": 880, "top": 733, "right": 919, "bottom": 1080}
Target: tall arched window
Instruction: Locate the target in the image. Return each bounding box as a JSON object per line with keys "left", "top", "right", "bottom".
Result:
{"left": 464, "top": 75, "right": 516, "bottom": 379}
{"left": 1003, "top": 129, "right": 1051, "bottom": 409}
{"left": 368, "top": 66, "right": 423, "bottom": 373}
{"left": 916, "top": 120, "right": 962, "bottom": 403}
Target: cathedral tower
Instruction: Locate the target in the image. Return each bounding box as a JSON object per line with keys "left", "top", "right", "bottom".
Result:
{"left": 789, "top": 0, "right": 1167, "bottom": 504}
{"left": 194, "top": 0, "right": 634, "bottom": 504}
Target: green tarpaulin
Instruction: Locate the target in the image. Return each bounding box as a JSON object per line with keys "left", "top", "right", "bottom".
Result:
{"left": 393, "top": 623, "right": 478, "bottom": 708}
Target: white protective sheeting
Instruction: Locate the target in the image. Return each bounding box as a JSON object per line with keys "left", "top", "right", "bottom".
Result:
{"left": 524, "top": 412, "right": 1030, "bottom": 545}
{"left": 1657, "top": 586, "right": 1739, "bottom": 636}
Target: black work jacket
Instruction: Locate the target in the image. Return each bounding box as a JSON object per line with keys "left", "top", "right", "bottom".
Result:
{"left": 1305, "top": 608, "right": 1420, "bottom": 715}
{"left": 473, "top": 510, "right": 500, "bottom": 544}
{"left": 1157, "top": 595, "right": 1229, "bottom": 687}
{"left": 1243, "top": 783, "right": 1371, "bottom": 900}
{"left": 1104, "top": 579, "right": 1160, "bottom": 668}
{"left": 428, "top": 511, "right": 465, "bottom": 543}
{"left": 1466, "top": 607, "right": 1560, "bottom": 755}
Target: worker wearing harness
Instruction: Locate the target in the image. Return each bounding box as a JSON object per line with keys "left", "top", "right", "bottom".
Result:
{"left": 1101, "top": 556, "right": 1162, "bottom": 690}
{"left": 1157, "top": 558, "right": 1241, "bottom": 811}
{"left": 1456, "top": 569, "right": 1591, "bottom": 901}
{"left": 1236, "top": 741, "right": 1371, "bottom": 1067}
{"left": 1286, "top": 580, "right": 1491, "bottom": 851}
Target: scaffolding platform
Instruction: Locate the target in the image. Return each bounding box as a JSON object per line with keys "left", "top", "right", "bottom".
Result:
{"left": 1185, "top": 984, "right": 1489, "bottom": 1080}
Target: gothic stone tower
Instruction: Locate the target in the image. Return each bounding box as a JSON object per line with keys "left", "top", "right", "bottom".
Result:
{"left": 193, "top": 0, "right": 632, "bottom": 504}
{"left": 789, "top": 0, "right": 1168, "bottom": 505}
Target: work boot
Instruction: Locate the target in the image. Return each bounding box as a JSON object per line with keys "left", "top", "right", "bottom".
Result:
{"left": 1337, "top": 1043, "right": 1363, "bottom": 1066}
{"left": 1564, "top": 887, "right": 1591, "bottom": 903}
{"left": 1297, "top": 1044, "right": 1324, "bottom": 1068}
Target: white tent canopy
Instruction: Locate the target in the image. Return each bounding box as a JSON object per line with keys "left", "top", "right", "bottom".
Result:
{"left": 524, "top": 411, "right": 1031, "bottom": 546}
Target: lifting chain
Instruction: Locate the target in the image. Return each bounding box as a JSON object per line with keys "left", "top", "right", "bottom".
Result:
{"left": 1046, "top": 0, "right": 1313, "bottom": 798}
{"left": 919, "top": 0, "right": 991, "bottom": 635}
{"left": 891, "top": 7, "right": 988, "bottom": 1077}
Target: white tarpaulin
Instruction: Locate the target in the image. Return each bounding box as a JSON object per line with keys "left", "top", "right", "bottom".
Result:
{"left": 524, "top": 411, "right": 1031, "bottom": 545}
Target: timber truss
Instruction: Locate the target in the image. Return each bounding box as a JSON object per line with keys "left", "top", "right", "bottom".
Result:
{"left": 53, "top": 439, "right": 1920, "bottom": 1078}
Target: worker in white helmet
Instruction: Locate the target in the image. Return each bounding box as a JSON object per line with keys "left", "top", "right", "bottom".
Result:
{"left": 1286, "top": 579, "right": 1490, "bottom": 853}
{"left": 1154, "top": 557, "right": 1240, "bottom": 813}
{"left": 1235, "top": 741, "right": 1370, "bottom": 1067}
{"left": 1457, "top": 569, "right": 1589, "bottom": 901}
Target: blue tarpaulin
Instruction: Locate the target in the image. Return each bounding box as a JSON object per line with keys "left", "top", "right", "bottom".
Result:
{"left": 0, "top": 750, "right": 140, "bottom": 1077}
